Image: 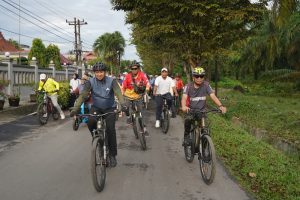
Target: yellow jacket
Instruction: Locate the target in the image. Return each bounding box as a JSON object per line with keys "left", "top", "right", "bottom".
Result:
{"left": 38, "top": 78, "right": 59, "bottom": 95}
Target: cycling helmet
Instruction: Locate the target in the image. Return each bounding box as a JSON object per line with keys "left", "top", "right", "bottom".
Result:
{"left": 192, "top": 67, "right": 205, "bottom": 76}
{"left": 131, "top": 61, "right": 140, "bottom": 68}
{"left": 92, "top": 62, "right": 107, "bottom": 71}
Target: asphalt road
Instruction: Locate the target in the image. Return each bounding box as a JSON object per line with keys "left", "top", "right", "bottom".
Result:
{"left": 0, "top": 103, "right": 252, "bottom": 200}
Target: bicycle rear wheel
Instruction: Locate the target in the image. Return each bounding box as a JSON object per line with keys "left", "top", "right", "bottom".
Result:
{"left": 52, "top": 107, "right": 59, "bottom": 120}
{"left": 72, "top": 118, "right": 80, "bottom": 131}
{"left": 37, "top": 103, "right": 49, "bottom": 125}
{"left": 161, "top": 110, "right": 169, "bottom": 134}
{"left": 132, "top": 115, "right": 139, "bottom": 139}
{"left": 91, "top": 138, "right": 106, "bottom": 192}
{"left": 199, "top": 134, "right": 216, "bottom": 185}
{"left": 184, "top": 130, "right": 195, "bottom": 162}
{"left": 136, "top": 117, "right": 146, "bottom": 150}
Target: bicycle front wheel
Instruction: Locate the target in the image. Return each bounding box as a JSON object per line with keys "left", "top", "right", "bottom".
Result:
{"left": 91, "top": 138, "right": 106, "bottom": 192}
{"left": 136, "top": 117, "right": 146, "bottom": 150}
{"left": 37, "top": 103, "right": 49, "bottom": 125}
{"left": 132, "top": 115, "right": 139, "bottom": 139}
{"left": 161, "top": 110, "right": 169, "bottom": 134}
{"left": 184, "top": 130, "right": 195, "bottom": 163}
{"left": 199, "top": 135, "right": 216, "bottom": 185}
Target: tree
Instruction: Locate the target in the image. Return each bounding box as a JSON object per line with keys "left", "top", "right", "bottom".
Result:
{"left": 28, "top": 38, "right": 46, "bottom": 67}
{"left": 45, "top": 44, "right": 61, "bottom": 69}
{"left": 8, "top": 39, "right": 21, "bottom": 50}
{"left": 93, "top": 31, "right": 126, "bottom": 75}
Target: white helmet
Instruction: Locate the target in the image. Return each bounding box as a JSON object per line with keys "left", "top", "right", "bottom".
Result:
{"left": 40, "top": 73, "right": 46, "bottom": 80}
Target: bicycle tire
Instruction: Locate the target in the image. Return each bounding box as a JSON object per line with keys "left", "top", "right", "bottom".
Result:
{"left": 73, "top": 118, "right": 79, "bottom": 131}
{"left": 52, "top": 107, "right": 60, "bottom": 120}
{"left": 161, "top": 110, "right": 169, "bottom": 134}
{"left": 136, "top": 117, "right": 147, "bottom": 150}
{"left": 132, "top": 115, "right": 139, "bottom": 139}
{"left": 184, "top": 130, "right": 195, "bottom": 163}
{"left": 199, "top": 134, "right": 216, "bottom": 185}
{"left": 37, "top": 103, "right": 49, "bottom": 125}
{"left": 91, "top": 138, "right": 106, "bottom": 192}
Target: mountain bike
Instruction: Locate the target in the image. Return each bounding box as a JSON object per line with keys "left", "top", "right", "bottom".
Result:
{"left": 128, "top": 98, "right": 147, "bottom": 150}
{"left": 183, "top": 108, "right": 221, "bottom": 185}
{"left": 160, "top": 97, "right": 170, "bottom": 134}
{"left": 75, "top": 111, "right": 118, "bottom": 192}
{"left": 37, "top": 90, "right": 59, "bottom": 125}
{"left": 143, "top": 93, "right": 149, "bottom": 110}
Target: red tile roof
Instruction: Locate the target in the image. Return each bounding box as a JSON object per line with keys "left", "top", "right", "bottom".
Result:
{"left": 0, "top": 32, "right": 19, "bottom": 52}
{"left": 60, "top": 54, "right": 72, "bottom": 65}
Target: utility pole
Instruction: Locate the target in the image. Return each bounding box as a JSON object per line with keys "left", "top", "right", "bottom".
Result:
{"left": 66, "top": 18, "right": 87, "bottom": 75}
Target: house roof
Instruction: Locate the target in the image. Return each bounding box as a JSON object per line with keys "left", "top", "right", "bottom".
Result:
{"left": 0, "top": 32, "right": 19, "bottom": 52}
{"left": 83, "top": 51, "right": 97, "bottom": 61}
{"left": 60, "top": 54, "right": 72, "bottom": 65}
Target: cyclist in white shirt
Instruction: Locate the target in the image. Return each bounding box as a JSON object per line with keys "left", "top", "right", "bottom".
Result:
{"left": 153, "top": 68, "right": 178, "bottom": 128}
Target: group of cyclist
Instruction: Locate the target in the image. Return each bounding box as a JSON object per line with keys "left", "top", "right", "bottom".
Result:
{"left": 38, "top": 61, "right": 226, "bottom": 168}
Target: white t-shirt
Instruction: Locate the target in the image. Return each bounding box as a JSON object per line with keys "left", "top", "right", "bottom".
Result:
{"left": 155, "top": 76, "right": 175, "bottom": 95}
{"left": 70, "top": 78, "right": 80, "bottom": 92}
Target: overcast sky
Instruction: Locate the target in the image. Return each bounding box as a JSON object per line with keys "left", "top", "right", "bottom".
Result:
{"left": 0, "top": 0, "right": 139, "bottom": 61}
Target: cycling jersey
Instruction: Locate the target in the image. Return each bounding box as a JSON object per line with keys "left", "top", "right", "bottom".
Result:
{"left": 38, "top": 78, "right": 59, "bottom": 96}
{"left": 122, "top": 71, "right": 149, "bottom": 99}
{"left": 183, "top": 81, "right": 213, "bottom": 111}
{"left": 175, "top": 79, "right": 184, "bottom": 91}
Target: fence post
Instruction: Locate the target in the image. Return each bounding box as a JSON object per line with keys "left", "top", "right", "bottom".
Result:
{"left": 30, "top": 57, "right": 38, "bottom": 84}
{"left": 49, "top": 60, "right": 56, "bottom": 79}
{"left": 3, "top": 52, "right": 13, "bottom": 96}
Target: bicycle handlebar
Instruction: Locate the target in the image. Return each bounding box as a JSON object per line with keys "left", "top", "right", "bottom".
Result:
{"left": 76, "top": 110, "right": 119, "bottom": 118}
{"left": 188, "top": 108, "right": 222, "bottom": 114}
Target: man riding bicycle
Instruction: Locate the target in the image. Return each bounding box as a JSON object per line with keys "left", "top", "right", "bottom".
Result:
{"left": 181, "top": 67, "right": 227, "bottom": 145}
{"left": 70, "top": 62, "right": 126, "bottom": 167}
{"left": 38, "top": 73, "right": 65, "bottom": 119}
{"left": 153, "top": 67, "right": 178, "bottom": 128}
{"left": 122, "top": 62, "right": 150, "bottom": 135}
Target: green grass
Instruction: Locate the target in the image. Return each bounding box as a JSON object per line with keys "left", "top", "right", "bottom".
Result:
{"left": 220, "top": 90, "right": 300, "bottom": 147}
{"left": 210, "top": 114, "right": 300, "bottom": 200}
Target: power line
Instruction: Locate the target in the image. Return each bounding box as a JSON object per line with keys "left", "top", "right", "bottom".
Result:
{"left": 1, "top": 0, "right": 74, "bottom": 40}
{"left": 0, "top": 3, "right": 74, "bottom": 43}
{"left": 0, "top": 27, "right": 71, "bottom": 44}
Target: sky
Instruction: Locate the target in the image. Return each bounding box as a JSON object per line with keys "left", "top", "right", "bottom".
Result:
{"left": 0, "top": 0, "right": 140, "bottom": 61}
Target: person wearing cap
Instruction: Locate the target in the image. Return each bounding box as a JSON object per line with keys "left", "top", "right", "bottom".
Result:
{"left": 38, "top": 73, "right": 65, "bottom": 119}
{"left": 70, "top": 62, "right": 126, "bottom": 167}
{"left": 122, "top": 61, "right": 150, "bottom": 135}
{"left": 181, "top": 66, "right": 227, "bottom": 146}
{"left": 153, "top": 67, "right": 178, "bottom": 128}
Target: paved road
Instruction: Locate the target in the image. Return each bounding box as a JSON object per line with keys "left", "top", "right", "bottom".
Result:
{"left": 0, "top": 103, "right": 252, "bottom": 200}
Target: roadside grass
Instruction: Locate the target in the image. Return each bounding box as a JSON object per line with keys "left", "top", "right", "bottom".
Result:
{"left": 220, "top": 90, "right": 300, "bottom": 148}
{"left": 210, "top": 114, "right": 300, "bottom": 200}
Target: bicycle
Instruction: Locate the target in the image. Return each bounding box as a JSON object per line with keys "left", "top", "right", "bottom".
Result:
{"left": 37, "top": 90, "right": 59, "bottom": 125}
{"left": 160, "top": 96, "right": 170, "bottom": 134}
{"left": 183, "top": 107, "right": 221, "bottom": 185}
{"left": 142, "top": 93, "right": 149, "bottom": 110}
{"left": 75, "top": 110, "right": 118, "bottom": 192}
{"left": 128, "top": 98, "right": 147, "bottom": 150}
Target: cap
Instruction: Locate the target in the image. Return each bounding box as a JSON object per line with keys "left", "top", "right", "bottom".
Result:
{"left": 161, "top": 68, "right": 168, "bottom": 72}
{"left": 40, "top": 73, "right": 46, "bottom": 80}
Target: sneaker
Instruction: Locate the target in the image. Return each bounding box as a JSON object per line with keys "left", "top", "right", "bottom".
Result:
{"left": 60, "top": 112, "right": 65, "bottom": 119}
{"left": 155, "top": 120, "right": 160, "bottom": 128}
{"left": 144, "top": 127, "right": 149, "bottom": 137}
{"left": 43, "top": 113, "right": 48, "bottom": 118}
{"left": 109, "top": 155, "right": 117, "bottom": 167}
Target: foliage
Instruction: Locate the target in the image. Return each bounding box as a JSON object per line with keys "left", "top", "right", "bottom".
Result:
{"left": 93, "top": 31, "right": 126, "bottom": 75}
{"left": 57, "top": 82, "right": 70, "bottom": 109}
{"left": 0, "top": 80, "right": 9, "bottom": 100}
{"left": 45, "top": 44, "right": 61, "bottom": 69}
{"left": 17, "top": 57, "right": 28, "bottom": 65}
{"left": 28, "top": 38, "right": 46, "bottom": 67}
{"left": 216, "top": 77, "right": 244, "bottom": 89}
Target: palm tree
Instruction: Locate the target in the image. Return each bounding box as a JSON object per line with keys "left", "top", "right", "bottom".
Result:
{"left": 93, "top": 31, "right": 126, "bottom": 75}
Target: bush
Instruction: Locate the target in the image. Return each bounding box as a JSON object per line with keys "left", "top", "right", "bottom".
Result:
{"left": 218, "top": 77, "right": 244, "bottom": 89}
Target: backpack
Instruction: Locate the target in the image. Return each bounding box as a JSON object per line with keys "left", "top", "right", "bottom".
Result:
{"left": 131, "top": 73, "right": 146, "bottom": 94}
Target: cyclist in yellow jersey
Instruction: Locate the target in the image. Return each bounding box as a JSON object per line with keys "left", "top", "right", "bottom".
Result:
{"left": 38, "top": 73, "right": 65, "bottom": 119}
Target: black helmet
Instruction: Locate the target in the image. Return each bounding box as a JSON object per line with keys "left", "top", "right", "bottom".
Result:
{"left": 92, "top": 62, "right": 107, "bottom": 71}
{"left": 131, "top": 61, "right": 140, "bottom": 68}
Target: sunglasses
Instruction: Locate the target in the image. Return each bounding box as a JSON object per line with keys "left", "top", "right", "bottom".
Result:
{"left": 131, "top": 68, "right": 138, "bottom": 70}
{"left": 193, "top": 75, "right": 205, "bottom": 79}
